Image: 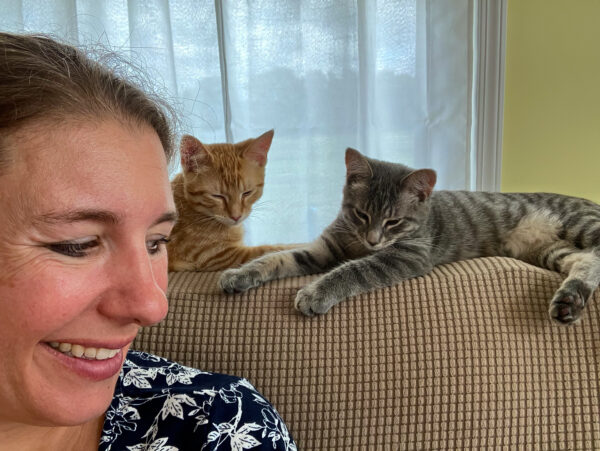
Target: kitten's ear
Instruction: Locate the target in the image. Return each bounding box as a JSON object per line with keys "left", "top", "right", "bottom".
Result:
{"left": 180, "top": 135, "right": 210, "bottom": 172}
{"left": 244, "top": 129, "right": 274, "bottom": 167}
{"left": 401, "top": 169, "right": 437, "bottom": 202}
{"left": 345, "top": 148, "right": 372, "bottom": 180}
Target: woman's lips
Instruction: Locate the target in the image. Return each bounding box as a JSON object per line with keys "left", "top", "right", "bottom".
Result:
{"left": 42, "top": 341, "right": 129, "bottom": 382}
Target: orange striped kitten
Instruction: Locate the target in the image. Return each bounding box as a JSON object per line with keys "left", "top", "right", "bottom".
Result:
{"left": 167, "top": 130, "right": 294, "bottom": 271}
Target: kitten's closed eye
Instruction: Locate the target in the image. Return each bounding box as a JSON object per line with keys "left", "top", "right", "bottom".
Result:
{"left": 384, "top": 218, "right": 403, "bottom": 229}
{"left": 242, "top": 190, "right": 253, "bottom": 198}
{"left": 211, "top": 194, "right": 226, "bottom": 201}
{"left": 354, "top": 208, "right": 370, "bottom": 223}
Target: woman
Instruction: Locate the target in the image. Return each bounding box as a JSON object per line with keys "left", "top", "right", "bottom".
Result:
{"left": 0, "top": 33, "right": 296, "bottom": 450}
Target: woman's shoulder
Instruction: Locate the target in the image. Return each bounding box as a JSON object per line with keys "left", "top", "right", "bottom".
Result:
{"left": 120, "top": 350, "right": 243, "bottom": 392}
{"left": 99, "top": 350, "right": 296, "bottom": 451}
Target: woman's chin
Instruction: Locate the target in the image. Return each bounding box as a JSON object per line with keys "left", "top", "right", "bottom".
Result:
{"left": 31, "top": 382, "right": 115, "bottom": 428}
{"left": 21, "top": 344, "right": 125, "bottom": 427}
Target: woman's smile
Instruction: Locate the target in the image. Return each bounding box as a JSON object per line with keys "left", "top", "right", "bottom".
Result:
{"left": 41, "top": 341, "right": 127, "bottom": 382}
{"left": 47, "top": 342, "right": 121, "bottom": 360}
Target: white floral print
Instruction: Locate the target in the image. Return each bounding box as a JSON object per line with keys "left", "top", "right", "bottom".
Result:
{"left": 99, "top": 351, "right": 296, "bottom": 451}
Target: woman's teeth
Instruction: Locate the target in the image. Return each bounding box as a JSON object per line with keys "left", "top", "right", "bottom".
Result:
{"left": 48, "top": 342, "right": 119, "bottom": 360}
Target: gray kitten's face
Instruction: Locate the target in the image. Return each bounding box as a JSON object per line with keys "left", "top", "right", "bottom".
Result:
{"left": 341, "top": 149, "right": 436, "bottom": 251}
{"left": 343, "top": 180, "right": 422, "bottom": 250}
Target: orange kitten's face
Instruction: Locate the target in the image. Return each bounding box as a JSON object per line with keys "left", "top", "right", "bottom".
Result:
{"left": 179, "top": 131, "right": 273, "bottom": 226}
{"left": 183, "top": 150, "right": 265, "bottom": 226}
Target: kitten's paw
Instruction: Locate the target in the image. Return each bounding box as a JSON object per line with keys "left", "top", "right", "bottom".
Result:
{"left": 549, "top": 280, "right": 590, "bottom": 325}
{"left": 294, "top": 285, "right": 335, "bottom": 317}
{"left": 219, "top": 268, "right": 263, "bottom": 294}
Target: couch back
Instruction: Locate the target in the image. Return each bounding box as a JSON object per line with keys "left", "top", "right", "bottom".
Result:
{"left": 134, "top": 257, "right": 600, "bottom": 450}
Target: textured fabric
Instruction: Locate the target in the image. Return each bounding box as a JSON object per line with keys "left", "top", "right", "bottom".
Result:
{"left": 99, "top": 350, "right": 296, "bottom": 451}
{"left": 134, "top": 257, "right": 600, "bottom": 450}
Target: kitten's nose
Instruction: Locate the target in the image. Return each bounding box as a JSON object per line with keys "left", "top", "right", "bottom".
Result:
{"left": 230, "top": 215, "right": 241, "bottom": 222}
{"left": 366, "top": 230, "right": 380, "bottom": 246}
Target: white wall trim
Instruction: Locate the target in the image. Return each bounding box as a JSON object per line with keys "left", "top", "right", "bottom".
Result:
{"left": 473, "top": 0, "right": 507, "bottom": 192}
{"left": 214, "top": 0, "right": 233, "bottom": 143}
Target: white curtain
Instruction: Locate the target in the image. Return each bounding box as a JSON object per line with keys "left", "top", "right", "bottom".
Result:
{"left": 0, "top": 0, "right": 504, "bottom": 245}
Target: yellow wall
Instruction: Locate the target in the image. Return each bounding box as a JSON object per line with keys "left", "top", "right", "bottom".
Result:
{"left": 502, "top": 0, "right": 600, "bottom": 203}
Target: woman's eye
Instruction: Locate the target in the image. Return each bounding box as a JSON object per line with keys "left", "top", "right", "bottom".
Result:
{"left": 147, "top": 237, "right": 170, "bottom": 255}
{"left": 47, "top": 239, "right": 99, "bottom": 258}
{"left": 384, "top": 218, "right": 403, "bottom": 228}
{"left": 354, "top": 208, "right": 370, "bottom": 223}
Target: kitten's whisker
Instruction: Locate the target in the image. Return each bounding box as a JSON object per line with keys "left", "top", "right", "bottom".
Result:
{"left": 252, "top": 199, "right": 277, "bottom": 208}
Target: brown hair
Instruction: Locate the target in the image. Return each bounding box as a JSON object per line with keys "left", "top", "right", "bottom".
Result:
{"left": 0, "top": 32, "right": 176, "bottom": 170}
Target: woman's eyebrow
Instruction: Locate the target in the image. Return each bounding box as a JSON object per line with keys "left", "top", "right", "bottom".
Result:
{"left": 152, "top": 211, "right": 178, "bottom": 226}
{"left": 33, "top": 209, "right": 178, "bottom": 226}
{"left": 34, "top": 209, "right": 122, "bottom": 225}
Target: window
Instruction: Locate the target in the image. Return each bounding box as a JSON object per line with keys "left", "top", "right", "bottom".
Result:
{"left": 1, "top": 0, "right": 506, "bottom": 244}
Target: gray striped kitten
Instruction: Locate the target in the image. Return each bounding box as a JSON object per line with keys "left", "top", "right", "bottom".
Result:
{"left": 220, "top": 148, "right": 600, "bottom": 324}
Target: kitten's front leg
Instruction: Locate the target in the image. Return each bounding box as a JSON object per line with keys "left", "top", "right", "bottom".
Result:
{"left": 219, "top": 263, "right": 267, "bottom": 293}
{"left": 219, "top": 236, "right": 343, "bottom": 294}
{"left": 295, "top": 245, "right": 432, "bottom": 316}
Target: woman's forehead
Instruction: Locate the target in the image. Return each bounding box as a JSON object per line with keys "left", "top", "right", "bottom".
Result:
{"left": 19, "top": 119, "right": 157, "bottom": 158}
{"left": 1, "top": 120, "right": 173, "bottom": 221}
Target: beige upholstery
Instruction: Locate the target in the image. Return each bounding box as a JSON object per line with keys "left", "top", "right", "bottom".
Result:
{"left": 134, "top": 257, "right": 600, "bottom": 450}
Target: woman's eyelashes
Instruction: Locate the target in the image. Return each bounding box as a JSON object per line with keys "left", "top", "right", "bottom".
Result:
{"left": 46, "top": 235, "right": 171, "bottom": 258}
{"left": 146, "top": 236, "right": 170, "bottom": 255}
{"left": 47, "top": 238, "right": 100, "bottom": 258}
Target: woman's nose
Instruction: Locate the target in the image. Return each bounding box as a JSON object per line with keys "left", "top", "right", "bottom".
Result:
{"left": 98, "top": 247, "right": 169, "bottom": 327}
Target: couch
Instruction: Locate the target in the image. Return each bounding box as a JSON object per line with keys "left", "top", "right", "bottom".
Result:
{"left": 134, "top": 256, "right": 600, "bottom": 450}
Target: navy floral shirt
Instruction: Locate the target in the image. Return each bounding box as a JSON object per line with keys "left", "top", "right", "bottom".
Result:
{"left": 99, "top": 351, "right": 297, "bottom": 451}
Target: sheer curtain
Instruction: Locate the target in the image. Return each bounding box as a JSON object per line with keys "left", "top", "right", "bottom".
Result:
{"left": 0, "top": 0, "right": 505, "bottom": 245}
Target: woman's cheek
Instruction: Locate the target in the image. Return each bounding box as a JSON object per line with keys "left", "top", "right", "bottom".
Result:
{"left": 15, "top": 265, "right": 97, "bottom": 334}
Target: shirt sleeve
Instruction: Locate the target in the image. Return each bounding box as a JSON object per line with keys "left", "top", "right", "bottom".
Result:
{"left": 200, "top": 378, "right": 297, "bottom": 451}
{"left": 99, "top": 351, "right": 297, "bottom": 451}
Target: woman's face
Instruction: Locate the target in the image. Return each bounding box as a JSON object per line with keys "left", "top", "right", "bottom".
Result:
{"left": 0, "top": 120, "right": 176, "bottom": 426}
